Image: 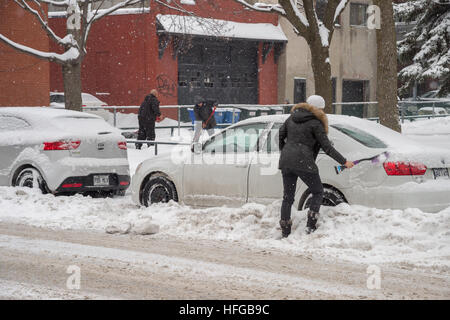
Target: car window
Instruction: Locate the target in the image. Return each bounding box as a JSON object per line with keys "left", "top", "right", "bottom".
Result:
{"left": 331, "top": 124, "right": 387, "bottom": 148}
{"left": 203, "top": 123, "right": 267, "bottom": 153}
{"left": 0, "top": 116, "right": 31, "bottom": 132}
{"left": 50, "top": 94, "right": 65, "bottom": 103}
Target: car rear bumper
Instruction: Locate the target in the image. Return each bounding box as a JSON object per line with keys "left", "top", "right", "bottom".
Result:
{"left": 55, "top": 173, "right": 130, "bottom": 193}
{"left": 345, "top": 179, "right": 450, "bottom": 213}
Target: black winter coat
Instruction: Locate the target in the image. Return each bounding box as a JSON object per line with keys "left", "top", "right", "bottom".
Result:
{"left": 278, "top": 103, "right": 346, "bottom": 174}
{"left": 138, "top": 94, "right": 161, "bottom": 123}
{"left": 194, "top": 100, "right": 217, "bottom": 129}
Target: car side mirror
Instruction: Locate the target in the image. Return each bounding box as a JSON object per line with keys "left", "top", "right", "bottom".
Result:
{"left": 193, "top": 142, "right": 202, "bottom": 154}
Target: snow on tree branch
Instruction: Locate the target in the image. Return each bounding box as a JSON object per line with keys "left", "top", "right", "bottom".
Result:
{"left": 13, "top": 0, "right": 68, "bottom": 46}
{"left": 334, "top": 0, "right": 348, "bottom": 22}
{"left": 0, "top": 33, "right": 79, "bottom": 64}
{"left": 87, "top": 0, "right": 143, "bottom": 24}
{"left": 233, "top": 0, "right": 287, "bottom": 17}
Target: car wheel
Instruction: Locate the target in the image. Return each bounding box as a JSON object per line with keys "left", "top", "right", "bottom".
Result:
{"left": 15, "top": 167, "right": 48, "bottom": 194}
{"left": 142, "top": 175, "right": 178, "bottom": 206}
{"left": 298, "top": 186, "right": 346, "bottom": 211}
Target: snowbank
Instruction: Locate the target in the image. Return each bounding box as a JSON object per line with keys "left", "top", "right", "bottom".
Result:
{"left": 0, "top": 187, "right": 448, "bottom": 273}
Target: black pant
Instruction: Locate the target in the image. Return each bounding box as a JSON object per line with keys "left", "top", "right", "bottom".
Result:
{"left": 136, "top": 120, "right": 155, "bottom": 149}
{"left": 281, "top": 168, "right": 324, "bottom": 220}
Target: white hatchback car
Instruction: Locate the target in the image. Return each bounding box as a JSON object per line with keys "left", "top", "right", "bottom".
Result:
{"left": 0, "top": 107, "right": 130, "bottom": 195}
{"left": 131, "top": 115, "right": 450, "bottom": 213}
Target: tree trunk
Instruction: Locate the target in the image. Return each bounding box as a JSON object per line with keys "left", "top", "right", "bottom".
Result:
{"left": 62, "top": 62, "right": 83, "bottom": 111}
{"left": 309, "top": 40, "right": 333, "bottom": 114}
{"left": 373, "top": 0, "right": 401, "bottom": 133}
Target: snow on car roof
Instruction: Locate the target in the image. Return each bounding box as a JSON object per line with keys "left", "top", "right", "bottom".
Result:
{"left": 0, "top": 107, "right": 101, "bottom": 125}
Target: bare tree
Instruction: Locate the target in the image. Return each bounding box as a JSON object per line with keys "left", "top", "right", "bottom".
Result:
{"left": 0, "top": 0, "right": 145, "bottom": 111}
{"left": 373, "top": 0, "right": 401, "bottom": 132}
{"left": 235, "top": 0, "right": 350, "bottom": 113}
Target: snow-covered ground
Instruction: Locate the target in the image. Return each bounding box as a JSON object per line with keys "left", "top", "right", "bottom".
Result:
{"left": 0, "top": 116, "right": 449, "bottom": 275}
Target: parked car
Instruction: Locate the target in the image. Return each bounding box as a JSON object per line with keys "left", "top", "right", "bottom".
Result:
{"left": 418, "top": 107, "right": 448, "bottom": 116}
{"left": 401, "top": 90, "right": 450, "bottom": 114}
{"left": 131, "top": 114, "right": 450, "bottom": 213}
{"left": 0, "top": 107, "right": 130, "bottom": 196}
{"left": 50, "top": 92, "right": 110, "bottom": 121}
{"left": 50, "top": 92, "right": 108, "bottom": 108}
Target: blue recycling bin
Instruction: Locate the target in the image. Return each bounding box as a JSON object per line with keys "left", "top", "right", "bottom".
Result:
{"left": 223, "top": 108, "right": 241, "bottom": 123}
{"left": 187, "top": 108, "right": 195, "bottom": 124}
{"left": 213, "top": 108, "right": 226, "bottom": 124}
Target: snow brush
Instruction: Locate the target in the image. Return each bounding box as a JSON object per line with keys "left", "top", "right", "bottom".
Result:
{"left": 334, "top": 151, "right": 390, "bottom": 175}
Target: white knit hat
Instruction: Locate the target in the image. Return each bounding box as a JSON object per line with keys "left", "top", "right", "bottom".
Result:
{"left": 306, "top": 95, "right": 325, "bottom": 109}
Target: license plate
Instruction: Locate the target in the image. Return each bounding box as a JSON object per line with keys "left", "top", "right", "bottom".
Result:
{"left": 432, "top": 168, "right": 449, "bottom": 179}
{"left": 93, "top": 175, "right": 110, "bottom": 186}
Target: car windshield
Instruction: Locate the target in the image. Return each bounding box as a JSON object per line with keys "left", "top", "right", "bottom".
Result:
{"left": 331, "top": 124, "right": 387, "bottom": 149}
{"left": 203, "top": 123, "right": 267, "bottom": 153}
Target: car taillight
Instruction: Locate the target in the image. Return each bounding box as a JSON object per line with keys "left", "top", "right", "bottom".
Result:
{"left": 62, "top": 183, "right": 83, "bottom": 188}
{"left": 118, "top": 141, "right": 127, "bottom": 150}
{"left": 43, "top": 140, "right": 81, "bottom": 150}
{"left": 383, "top": 162, "right": 427, "bottom": 176}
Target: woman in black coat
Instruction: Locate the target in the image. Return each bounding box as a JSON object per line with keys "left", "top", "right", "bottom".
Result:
{"left": 278, "top": 95, "right": 354, "bottom": 236}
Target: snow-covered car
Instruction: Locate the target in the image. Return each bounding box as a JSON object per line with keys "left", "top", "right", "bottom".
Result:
{"left": 131, "top": 114, "right": 450, "bottom": 213}
{"left": 50, "top": 92, "right": 111, "bottom": 121}
{"left": 50, "top": 92, "right": 108, "bottom": 109}
{"left": 0, "top": 107, "right": 130, "bottom": 196}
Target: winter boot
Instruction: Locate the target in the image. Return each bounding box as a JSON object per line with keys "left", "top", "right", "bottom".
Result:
{"left": 279, "top": 219, "right": 292, "bottom": 238}
{"left": 306, "top": 210, "right": 319, "bottom": 234}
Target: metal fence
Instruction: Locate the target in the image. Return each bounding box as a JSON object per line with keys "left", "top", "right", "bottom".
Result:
{"left": 83, "top": 99, "right": 450, "bottom": 136}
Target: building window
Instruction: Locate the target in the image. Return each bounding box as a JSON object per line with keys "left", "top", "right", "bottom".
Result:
{"left": 293, "top": 78, "right": 306, "bottom": 104}
{"left": 350, "top": 3, "right": 368, "bottom": 27}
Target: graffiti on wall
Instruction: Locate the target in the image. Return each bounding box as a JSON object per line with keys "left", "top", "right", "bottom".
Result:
{"left": 156, "top": 74, "right": 176, "bottom": 97}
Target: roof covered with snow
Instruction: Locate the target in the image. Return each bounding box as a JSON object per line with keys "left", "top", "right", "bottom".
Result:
{"left": 156, "top": 14, "right": 288, "bottom": 42}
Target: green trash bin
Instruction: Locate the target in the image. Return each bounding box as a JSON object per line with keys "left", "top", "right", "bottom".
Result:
{"left": 269, "top": 106, "right": 284, "bottom": 115}
{"left": 237, "top": 107, "right": 260, "bottom": 120}
{"left": 257, "top": 107, "right": 271, "bottom": 117}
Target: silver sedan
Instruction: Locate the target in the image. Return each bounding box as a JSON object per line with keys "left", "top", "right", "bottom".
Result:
{"left": 0, "top": 107, "right": 130, "bottom": 195}
{"left": 131, "top": 115, "right": 450, "bottom": 213}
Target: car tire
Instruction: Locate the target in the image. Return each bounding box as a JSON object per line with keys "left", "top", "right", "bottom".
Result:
{"left": 15, "top": 167, "right": 48, "bottom": 194}
{"left": 142, "top": 175, "right": 178, "bottom": 207}
{"left": 298, "top": 186, "right": 346, "bottom": 211}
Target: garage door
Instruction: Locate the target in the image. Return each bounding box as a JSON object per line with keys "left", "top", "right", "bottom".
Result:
{"left": 178, "top": 39, "right": 258, "bottom": 105}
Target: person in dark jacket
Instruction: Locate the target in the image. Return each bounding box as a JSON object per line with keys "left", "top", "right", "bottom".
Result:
{"left": 136, "top": 89, "right": 161, "bottom": 149}
{"left": 192, "top": 97, "right": 217, "bottom": 143}
{"left": 278, "top": 95, "right": 354, "bottom": 236}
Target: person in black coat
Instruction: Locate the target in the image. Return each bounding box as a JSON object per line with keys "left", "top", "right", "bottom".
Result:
{"left": 278, "top": 95, "right": 354, "bottom": 236}
{"left": 192, "top": 97, "right": 217, "bottom": 143}
{"left": 136, "top": 89, "right": 161, "bottom": 149}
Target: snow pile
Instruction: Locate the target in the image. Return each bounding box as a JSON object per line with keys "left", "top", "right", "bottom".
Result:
{"left": 0, "top": 187, "right": 448, "bottom": 273}
{"left": 402, "top": 117, "right": 450, "bottom": 135}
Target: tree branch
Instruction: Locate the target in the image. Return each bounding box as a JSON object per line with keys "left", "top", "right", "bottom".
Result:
{"left": 324, "top": 0, "right": 349, "bottom": 43}
{"left": 0, "top": 33, "right": 75, "bottom": 65}
{"left": 278, "top": 0, "right": 309, "bottom": 38}
{"left": 233, "top": 0, "right": 286, "bottom": 16}
{"left": 14, "top": 0, "right": 66, "bottom": 46}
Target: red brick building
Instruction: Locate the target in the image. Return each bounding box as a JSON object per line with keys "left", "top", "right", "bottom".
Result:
{"left": 0, "top": 1, "right": 50, "bottom": 107}
{"left": 49, "top": 0, "right": 286, "bottom": 119}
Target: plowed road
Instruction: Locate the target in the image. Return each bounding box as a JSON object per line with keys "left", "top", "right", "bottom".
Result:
{"left": 0, "top": 222, "right": 448, "bottom": 299}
